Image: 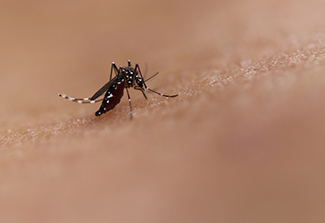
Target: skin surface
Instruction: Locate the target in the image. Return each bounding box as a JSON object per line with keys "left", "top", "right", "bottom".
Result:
{"left": 1, "top": 0, "right": 325, "bottom": 222}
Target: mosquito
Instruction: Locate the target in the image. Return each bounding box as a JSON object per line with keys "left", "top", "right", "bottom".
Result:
{"left": 57, "top": 60, "right": 178, "bottom": 118}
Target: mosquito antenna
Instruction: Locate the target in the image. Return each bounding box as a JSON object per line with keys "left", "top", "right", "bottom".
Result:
{"left": 145, "top": 72, "right": 159, "bottom": 82}
{"left": 143, "top": 62, "right": 148, "bottom": 79}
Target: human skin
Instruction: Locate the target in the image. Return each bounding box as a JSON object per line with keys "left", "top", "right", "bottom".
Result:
{"left": 1, "top": 0, "right": 325, "bottom": 222}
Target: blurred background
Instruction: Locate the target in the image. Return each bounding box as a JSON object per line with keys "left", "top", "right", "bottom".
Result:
{"left": 1, "top": 0, "right": 325, "bottom": 222}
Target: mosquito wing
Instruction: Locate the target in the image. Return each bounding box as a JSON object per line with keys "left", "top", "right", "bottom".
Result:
{"left": 90, "top": 76, "right": 118, "bottom": 100}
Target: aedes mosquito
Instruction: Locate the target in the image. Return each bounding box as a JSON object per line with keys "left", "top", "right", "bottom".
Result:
{"left": 58, "top": 60, "right": 178, "bottom": 118}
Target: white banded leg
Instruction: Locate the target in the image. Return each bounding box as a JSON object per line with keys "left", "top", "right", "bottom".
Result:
{"left": 57, "top": 93, "right": 103, "bottom": 104}
{"left": 125, "top": 88, "right": 133, "bottom": 119}
{"left": 145, "top": 87, "right": 178, "bottom": 97}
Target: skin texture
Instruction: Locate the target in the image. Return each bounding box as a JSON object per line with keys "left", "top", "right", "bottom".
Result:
{"left": 1, "top": 0, "right": 325, "bottom": 222}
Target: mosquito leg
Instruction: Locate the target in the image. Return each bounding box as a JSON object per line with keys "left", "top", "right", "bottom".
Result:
{"left": 146, "top": 87, "right": 178, "bottom": 97}
{"left": 125, "top": 88, "right": 133, "bottom": 119}
{"left": 110, "top": 62, "right": 119, "bottom": 81}
{"left": 134, "top": 86, "right": 148, "bottom": 99}
{"left": 57, "top": 93, "right": 103, "bottom": 104}
{"left": 135, "top": 64, "right": 148, "bottom": 89}
{"left": 134, "top": 64, "right": 177, "bottom": 97}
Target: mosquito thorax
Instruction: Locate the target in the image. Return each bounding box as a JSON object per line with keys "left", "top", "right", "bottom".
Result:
{"left": 121, "top": 66, "right": 138, "bottom": 87}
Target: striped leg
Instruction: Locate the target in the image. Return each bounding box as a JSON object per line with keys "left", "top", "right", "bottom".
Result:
{"left": 125, "top": 88, "right": 133, "bottom": 119}
{"left": 57, "top": 93, "right": 103, "bottom": 104}
{"left": 145, "top": 88, "right": 178, "bottom": 97}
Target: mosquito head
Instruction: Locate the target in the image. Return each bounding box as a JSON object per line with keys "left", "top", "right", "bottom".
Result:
{"left": 128, "top": 60, "right": 131, "bottom": 67}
